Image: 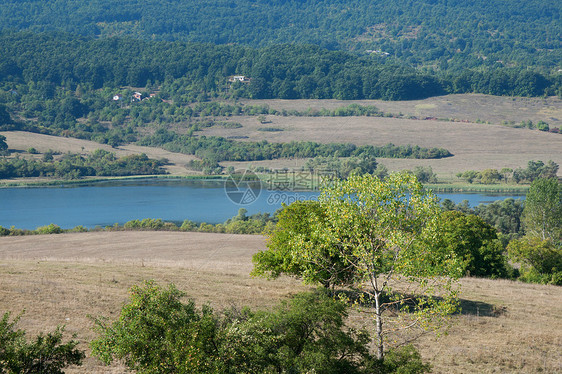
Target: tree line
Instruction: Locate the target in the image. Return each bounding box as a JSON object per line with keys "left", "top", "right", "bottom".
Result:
{"left": 139, "top": 129, "right": 452, "bottom": 167}
{"left": 0, "top": 149, "right": 167, "bottom": 179}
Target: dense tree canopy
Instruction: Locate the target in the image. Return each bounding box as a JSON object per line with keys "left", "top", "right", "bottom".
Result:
{"left": 433, "top": 211, "right": 509, "bottom": 278}
{"left": 0, "top": 32, "right": 560, "bottom": 103}
{"left": 0, "top": 0, "right": 559, "bottom": 73}
{"left": 252, "top": 200, "right": 361, "bottom": 290}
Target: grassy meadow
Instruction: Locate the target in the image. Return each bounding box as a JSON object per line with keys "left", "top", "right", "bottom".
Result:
{"left": 0, "top": 232, "right": 560, "bottom": 373}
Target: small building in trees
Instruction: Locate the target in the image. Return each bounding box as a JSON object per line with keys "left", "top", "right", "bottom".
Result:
{"left": 228, "top": 75, "right": 251, "bottom": 83}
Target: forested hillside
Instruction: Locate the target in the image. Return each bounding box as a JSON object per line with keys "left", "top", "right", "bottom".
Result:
{"left": 0, "top": 33, "right": 559, "bottom": 102}
{"left": 0, "top": 0, "right": 560, "bottom": 72}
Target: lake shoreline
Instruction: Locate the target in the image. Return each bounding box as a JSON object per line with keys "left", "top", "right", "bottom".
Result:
{"left": 0, "top": 175, "right": 530, "bottom": 193}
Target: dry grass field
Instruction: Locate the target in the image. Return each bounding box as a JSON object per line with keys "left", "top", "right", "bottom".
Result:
{"left": 3, "top": 94, "right": 562, "bottom": 181}
{"left": 228, "top": 94, "right": 562, "bottom": 177}
{"left": 0, "top": 131, "right": 200, "bottom": 177}
{"left": 203, "top": 113, "right": 562, "bottom": 178}
{"left": 241, "top": 94, "right": 562, "bottom": 129}
{"left": 0, "top": 232, "right": 560, "bottom": 373}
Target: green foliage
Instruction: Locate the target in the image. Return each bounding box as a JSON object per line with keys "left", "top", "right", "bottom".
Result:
{"left": 456, "top": 161, "right": 560, "bottom": 185}
{"left": 91, "top": 281, "right": 222, "bottom": 373}
{"left": 536, "top": 121, "right": 550, "bottom": 132}
{"left": 434, "top": 211, "right": 509, "bottom": 278}
{"left": 457, "top": 170, "right": 480, "bottom": 184}
{"left": 222, "top": 290, "right": 374, "bottom": 374}
{"left": 252, "top": 200, "right": 361, "bottom": 289}
{"left": 140, "top": 129, "right": 452, "bottom": 163}
{"left": 0, "top": 312, "right": 85, "bottom": 373}
{"left": 479, "top": 169, "right": 502, "bottom": 184}
{"left": 522, "top": 178, "right": 562, "bottom": 242}
{"left": 35, "top": 223, "right": 63, "bottom": 235}
{"left": 0, "top": 150, "right": 166, "bottom": 179}
{"left": 0, "top": 135, "right": 7, "bottom": 153}
{"left": 91, "top": 282, "right": 383, "bottom": 373}
{"left": 513, "top": 160, "right": 559, "bottom": 184}
{"left": 0, "top": 0, "right": 560, "bottom": 75}
{"left": 412, "top": 166, "right": 437, "bottom": 184}
{"left": 320, "top": 173, "right": 463, "bottom": 358}
{"left": 0, "top": 105, "right": 12, "bottom": 126}
{"left": 123, "top": 218, "right": 165, "bottom": 230}
{"left": 507, "top": 237, "right": 562, "bottom": 285}
{"left": 256, "top": 173, "right": 462, "bottom": 359}
{"left": 304, "top": 155, "right": 378, "bottom": 179}
{"left": 442, "top": 198, "right": 525, "bottom": 239}
{"left": 366, "top": 345, "right": 431, "bottom": 374}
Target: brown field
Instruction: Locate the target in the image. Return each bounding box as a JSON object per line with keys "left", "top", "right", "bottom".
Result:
{"left": 206, "top": 114, "right": 562, "bottom": 178}
{"left": 0, "top": 232, "right": 561, "bottom": 373}
{"left": 241, "top": 94, "right": 562, "bottom": 129}
{"left": 0, "top": 131, "right": 200, "bottom": 176}
{"left": 2, "top": 94, "right": 562, "bottom": 180}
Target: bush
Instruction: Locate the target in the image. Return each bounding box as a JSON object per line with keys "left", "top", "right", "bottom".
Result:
{"left": 35, "top": 223, "right": 63, "bottom": 234}
{"left": 92, "top": 282, "right": 432, "bottom": 373}
{"left": 507, "top": 236, "right": 562, "bottom": 285}
{"left": 0, "top": 312, "right": 85, "bottom": 373}
{"left": 366, "top": 345, "right": 431, "bottom": 374}
{"left": 435, "top": 211, "right": 510, "bottom": 278}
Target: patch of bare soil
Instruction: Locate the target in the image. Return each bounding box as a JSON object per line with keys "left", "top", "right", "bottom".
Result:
{"left": 0, "top": 232, "right": 560, "bottom": 373}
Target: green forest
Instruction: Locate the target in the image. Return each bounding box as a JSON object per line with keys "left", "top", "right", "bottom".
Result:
{"left": 0, "top": 31, "right": 559, "bottom": 164}
{"left": 0, "top": 0, "right": 560, "bottom": 73}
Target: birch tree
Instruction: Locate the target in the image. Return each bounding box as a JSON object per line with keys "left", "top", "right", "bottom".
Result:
{"left": 312, "top": 173, "right": 463, "bottom": 359}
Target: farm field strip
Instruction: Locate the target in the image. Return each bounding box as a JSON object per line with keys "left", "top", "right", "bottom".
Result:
{"left": 0, "top": 231, "right": 561, "bottom": 373}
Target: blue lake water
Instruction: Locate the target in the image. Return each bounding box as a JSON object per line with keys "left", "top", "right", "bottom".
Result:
{"left": 0, "top": 179, "right": 525, "bottom": 229}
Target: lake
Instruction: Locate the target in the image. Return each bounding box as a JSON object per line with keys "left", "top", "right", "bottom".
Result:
{"left": 0, "top": 179, "right": 525, "bottom": 229}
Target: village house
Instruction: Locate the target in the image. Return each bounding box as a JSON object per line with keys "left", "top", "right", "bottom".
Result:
{"left": 228, "top": 75, "right": 251, "bottom": 83}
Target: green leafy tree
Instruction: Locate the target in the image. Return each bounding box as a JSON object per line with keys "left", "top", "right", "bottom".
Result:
{"left": 314, "top": 173, "right": 463, "bottom": 359}
{"left": 221, "top": 290, "right": 375, "bottom": 374}
{"left": 459, "top": 170, "right": 479, "bottom": 184}
{"left": 91, "top": 281, "right": 222, "bottom": 373}
{"left": 500, "top": 167, "right": 513, "bottom": 183}
{"left": 0, "top": 104, "right": 12, "bottom": 126}
{"left": 507, "top": 236, "right": 562, "bottom": 285}
{"left": 522, "top": 178, "right": 562, "bottom": 242}
{"left": 433, "top": 211, "right": 509, "bottom": 278}
{"left": 479, "top": 168, "right": 502, "bottom": 184}
{"left": 252, "top": 200, "right": 361, "bottom": 290}
{"left": 0, "top": 135, "right": 7, "bottom": 154}
{"left": 412, "top": 166, "right": 437, "bottom": 184}
{"left": 255, "top": 173, "right": 462, "bottom": 360}
{"left": 0, "top": 312, "right": 84, "bottom": 373}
